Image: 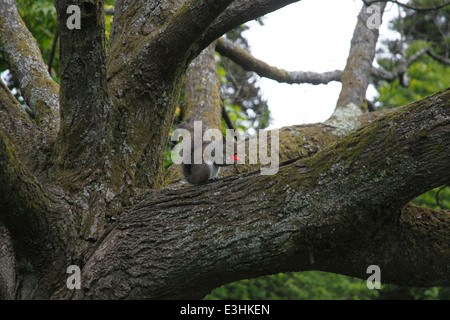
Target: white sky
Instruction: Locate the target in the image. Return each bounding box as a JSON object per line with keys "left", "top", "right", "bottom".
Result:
{"left": 243, "top": 0, "right": 399, "bottom": 129}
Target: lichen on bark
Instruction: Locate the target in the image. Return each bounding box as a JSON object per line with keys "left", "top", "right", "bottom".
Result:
{"left": 1, "top": 0, "right": 450, "bottom": 300}
{"left": 0, "top": 0, "right": 60, "bottom": 139}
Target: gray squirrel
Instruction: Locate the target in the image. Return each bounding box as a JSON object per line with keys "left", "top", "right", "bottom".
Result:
{"left": 174, "top": 121, "right": 239, "bottom": 184}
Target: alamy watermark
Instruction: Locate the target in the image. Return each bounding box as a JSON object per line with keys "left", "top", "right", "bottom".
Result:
{"left": 65, "top": 4, "right": 382, "bottom": 31}
{"left": 366, "top": 4, "right": 382, "bottom": 30}
{"left": 366, "top": 265, "right": 381, "bottom": 289}
{"left": 66, "top": 5, "right": 81, "bottom": 30}
{"left": 171, "top": 121, "right": 280, "bottom": 175}
{"left": 66, "top": 265, "right": 81, "bottom": 289}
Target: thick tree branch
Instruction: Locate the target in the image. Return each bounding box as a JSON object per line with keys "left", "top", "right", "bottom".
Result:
{"left": 0, "top": 80, "right": 76, "bottom": 297}
{"left": 195, "top": 0, "right": 301, "bottom": 57}
{"left": 336, "top": 2, "right": 387, "bottom": 111}
{"left": 0, "top": 0, "right": 60, "bottom": 139}
{"left": 73, "top": 87, "right": 450, "bottom": 299}
{"left": 108, "top": 0, "right": 235, "bottom": 65}
{"left": 216, "top": 37, "right": 343, "bottom": 85}
{"left": 54, "top": 0, "right": 109, "bottom": 185}
{"left": 0, "top": 227, "right": 16, "bottom": 299}
{"left": 318, "top": 203, "right": 450, "bottom": 287}
{"left": 165, "top": 105, "right": 399, "bottom": 186}
{"left": 0, "top": 80, "right": 45, "bottom": 172}
{"left": 105, "top": 0, "right": 235, "bottom": 195}
{"left": 183, "top": 43, "right": 223, "bottom": 129}
{"left": 0, "top": 127, "right": 76, "bottom": 298}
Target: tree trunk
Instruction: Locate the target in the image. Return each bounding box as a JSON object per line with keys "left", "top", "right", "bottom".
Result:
{"left": 0, "top": 0, "right": 449, "bottom": 300}
{"left": 335, "top": 2, "right": 387, "bottom": 111}
{"left": 182, "top": 43, "right": 223, "bottom": 130}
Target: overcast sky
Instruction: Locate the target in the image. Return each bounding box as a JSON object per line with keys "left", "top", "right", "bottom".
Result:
{"left": 242, "top": 0, "right": 399, "bottom": 129}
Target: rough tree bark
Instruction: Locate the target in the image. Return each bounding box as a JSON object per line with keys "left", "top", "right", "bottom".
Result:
{"left": 0, "top": 0, "right": 449, "bottom": 300}
{"left": 0, "top": 0, "right": 60, "bottom": 140}
{"left": 335, "top": 2, "right": 387, "bottom": 110}
{"left": 182, "top": 43, "right": 222, "bottom": 130}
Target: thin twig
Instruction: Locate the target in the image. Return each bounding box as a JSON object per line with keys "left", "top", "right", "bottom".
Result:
{"left": 48, "top": 30, "right": 59, "bottom": 75}
{"left": 427, "top": 49, "right": 450, "bottom": 65}
{"left": 221, "top": 100, "right": 236, "bottom": 130}
{"left": 436, "top": 184, "right": 449, "bottom": 210}
{"left": 363, "top": 0, "right": 450, "bottom": 12}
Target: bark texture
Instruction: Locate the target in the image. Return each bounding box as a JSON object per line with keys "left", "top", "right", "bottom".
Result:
{"left": 335, "top": 2, "right": 387, "bottom": 111}
{"left": 68, "top": 88, "right": 450, "bottom": 299}
{"left": 105, "top": 0, "right": 236, "bottom": 197}
{"left": 0, "top": 0, "right": 449, "bottom": 300}
{"left": 183, "top": 43, "right": 223, "bottom": 129}
{"left": 0, "top": 0, "right": 60, "bottom": 139}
